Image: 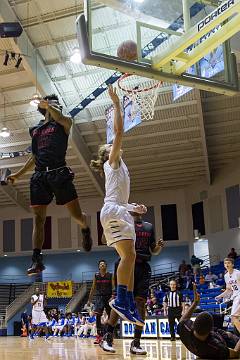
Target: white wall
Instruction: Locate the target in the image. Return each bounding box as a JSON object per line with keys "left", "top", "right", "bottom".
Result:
{"left": 0, "top": 187, "right": 191, "bottom": 255}
{"left": 1, "top": 158, "right": 240, "bottom": 260}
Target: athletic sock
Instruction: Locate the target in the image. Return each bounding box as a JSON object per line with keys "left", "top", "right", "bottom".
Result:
{"left": 134, "top": 328, "right": 142, "bottom": 340}
{"left": 116, "top": 285, "right": 127, "bottom": 305}
{"left": 127, "top": 291, "right": 135, "bottom": 311}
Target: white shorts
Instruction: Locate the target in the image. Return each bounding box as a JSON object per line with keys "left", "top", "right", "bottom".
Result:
{"left": 100, "top": 203, "right": 136, "bottom": 247}
{"left": 32, "top": 310, "right": 48, "bottom": 326}
{"left": 231, "top": 296, "right": 240, "bottom": 316}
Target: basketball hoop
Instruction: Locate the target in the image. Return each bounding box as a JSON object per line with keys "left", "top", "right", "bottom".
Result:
{"left": 118, "top": 73, "right": 162, "bottom": 122}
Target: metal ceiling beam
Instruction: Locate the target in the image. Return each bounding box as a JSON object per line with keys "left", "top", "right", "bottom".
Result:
{"left": 70, "top": 124, "right": 104, "bottom": 196}
{"left": 19, "top": 2, "right": 102, "bottom": 28}
{"left": 88, "top": 126, "right": 201, "bottom": 146}
{"left": 0, "top": 185, "right": 30, "bottom": 212}
{"left": 0, "top": 0, "right": 63, "bottom": 99}
{"left": 195, "top": 90, "right": 211, "bottom": 185}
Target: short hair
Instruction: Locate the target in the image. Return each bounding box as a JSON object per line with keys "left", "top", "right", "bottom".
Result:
{"left": 193, "top": 312, "right": 213, "bottom": 336}
{"left": 170, "top": 279, "right": 177, "bottom": 284}
{"left": 43, "top": 94, "right": 59, "bottom": 103}
{"left": 98, "top": 259, "right": 107, "bottom": 267}
{"left": 224, "top": 257, "right": 234, "bottom": 265}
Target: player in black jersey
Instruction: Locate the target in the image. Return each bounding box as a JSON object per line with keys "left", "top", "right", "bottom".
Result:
{"left": 100, "top": 213, "right": 164, "bottom": 355}
{"left": 8, "top": 94, "right": 92, "bottom": 275}
{"left": 87, "top": 260, "right": 114, "bottom": 344}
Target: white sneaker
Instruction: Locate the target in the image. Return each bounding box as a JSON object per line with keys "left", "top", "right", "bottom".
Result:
{"left": 100, "top": 333, "right": 116, "bottom": 353}
{"left": 130, "top": 339, "right": 147, "bottom": 355}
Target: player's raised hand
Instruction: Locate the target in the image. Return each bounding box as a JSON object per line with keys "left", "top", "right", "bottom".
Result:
{"left": 193, "top": 283, "right": 200, "bottom": 304}
{"left": 108, "top": 85, "right": 120, "bottom": 105}
{"left": 156, "top": 239, "right": 164, "bottom": 248}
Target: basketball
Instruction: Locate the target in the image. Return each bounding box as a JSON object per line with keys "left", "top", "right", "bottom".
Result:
{"left": 117, "top": 40, "right": 138, "bottom": 61}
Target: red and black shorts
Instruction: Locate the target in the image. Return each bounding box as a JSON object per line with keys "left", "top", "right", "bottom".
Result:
{"left": 30, "top": 167, "right": 78, "bottom": 206}
{"left": 114, "top": 260, "right": 151, "bottom": 300}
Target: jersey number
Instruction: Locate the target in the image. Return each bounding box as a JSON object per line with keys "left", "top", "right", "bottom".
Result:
{"left": 232, "top": 285, "right": 238, "bottom": 291}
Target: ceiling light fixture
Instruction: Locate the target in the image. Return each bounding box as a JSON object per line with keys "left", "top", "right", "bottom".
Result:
{"left": 70, "top": 47, "right": 82, "bottom": 64}
{"left": 0, "top": 95, "right": 10, "bottom": 138}
{"left": 30, "top": 50, "right": 41, "bottom": 107}
{"left": 0, "top": 127, "right": 10, "bottom": 138}
{"left": 30, "top": 93, "right": 41, "bottom": 107}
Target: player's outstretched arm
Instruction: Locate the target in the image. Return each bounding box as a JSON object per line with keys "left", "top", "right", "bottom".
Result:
{"left": 215, "top": 285, "right": 232, "bottom": 301}
{"left": 87, "top": 277, "right": 96, "bottom": 305}
{"left": 179, "top": 284, "right": 199, "bottom": 322}
{"left": 38, "top": 99, "right": 72, "bottom": 134}
{"left": 151, "top": 239, "right": 164, "bottom": 255}
{"left": 108, "top": 85, "right": 123, "bottom": 166}
{"left": 8, "top": 155, "right": 35, "bottom": 184}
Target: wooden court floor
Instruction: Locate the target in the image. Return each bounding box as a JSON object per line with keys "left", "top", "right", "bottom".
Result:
{"left": 0, "top": 337, "right": 196, "bottom": 359}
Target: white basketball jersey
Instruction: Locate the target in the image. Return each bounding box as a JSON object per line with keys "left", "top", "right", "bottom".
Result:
{"left": 225, "top": 269, "right": 240, "bottom": 298}
{"left": 32, "top": 294, "right": 44, "bottom": 311}
{"left": 103, "top": 159, "right": 130, "bottom": 205}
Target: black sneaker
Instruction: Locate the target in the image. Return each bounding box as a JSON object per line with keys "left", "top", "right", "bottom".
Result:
{"left": 99, "top": 332, "right": 116, "bottom": 353}
{"left": 27, "top": 262, "right": 45, "bottom": 276}
{"left": 81, "top": 227, "right": 92, "bottom": 252}
{"left": 170, "top": 337, "right": 176, "bottom": 341}
{"left": 130, "top": 339, "right": 147, "bottom": 355}
{"left": 27, "top": 253, "right": 45, "bottom": 276}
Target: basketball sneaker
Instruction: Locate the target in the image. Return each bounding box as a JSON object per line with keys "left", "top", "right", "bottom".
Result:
{"left": 94, "top": 334, "right": 102, "bottom": 344}
{"left": 109, "top": 299, "right": 136, "bottom": 323}
{"left": 27, "top": 251, "right": 45, "bottom": 276}
{"left": 130, "top": 308, "right": 145, "bottom": 327}
{"left": 130, "top": 339, "right": 147, "bottom": 355}
{"left": 81, "top": 227, "right": 92, "bottom": 252}
{"left": 100, "top": 333, "right": 116, "bottom": 353}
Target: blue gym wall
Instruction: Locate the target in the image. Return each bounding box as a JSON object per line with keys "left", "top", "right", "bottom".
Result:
{"left": 0, "top": 245, "right": 189, "bottom": 283}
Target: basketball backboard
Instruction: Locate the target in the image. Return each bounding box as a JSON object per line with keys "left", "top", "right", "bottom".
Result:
{"left": 77, "top": 0, "right": 240, "bottom": 96}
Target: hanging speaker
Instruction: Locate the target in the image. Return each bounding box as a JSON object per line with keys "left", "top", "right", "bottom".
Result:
{"left": 0, "top": 22, "right": 23, "bottom": 38}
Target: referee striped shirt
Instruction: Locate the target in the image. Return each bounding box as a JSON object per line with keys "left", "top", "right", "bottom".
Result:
{"left": 163, "top": 291, "right": 183, "bottom": 308}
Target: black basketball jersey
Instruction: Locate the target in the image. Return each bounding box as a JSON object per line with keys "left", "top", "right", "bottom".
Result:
{"left": 95, "top": 272, "right": 112, "bottom": 296}
{"left": 135, "top": 221, "right": 156, "bottom": 262}
{"left": 29, "top": 119, "right": 68, "bottom": 170}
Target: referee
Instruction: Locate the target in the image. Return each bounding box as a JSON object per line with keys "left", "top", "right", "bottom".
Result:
{"left": 163, "top": 279, "right": 184, "bottom": 341}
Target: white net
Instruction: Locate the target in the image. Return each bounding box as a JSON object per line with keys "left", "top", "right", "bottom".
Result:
{"left": 118, "top": 74, "right": 162, "bottom": 122}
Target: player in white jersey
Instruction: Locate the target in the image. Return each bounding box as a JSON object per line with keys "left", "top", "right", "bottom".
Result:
{"left": 90, "top": 85, "right": 146, "bottom": 325}
{"left": 216, "top": 258, "right": 240, "bottom": 333}
{"left": 30, "top": 286, "right": 50, "bottom": 340}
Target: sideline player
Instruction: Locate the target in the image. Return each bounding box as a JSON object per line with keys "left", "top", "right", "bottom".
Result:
{"left": 100, "top": 212, "right": 164, "bottom": 354}
{"left": 8, "top": 94, "right": 92, "bottom": 275}
{"left": 216, "top": 258, "right": 240, "bottom": 334}
{"left": 87, "top": 260, "right": 114, "bottom": 344}
{"left": 90, "top": 85, "right": 146, "bottom": 324}
{"left": 30, "top": 286, "right": 50, "bottom": 340}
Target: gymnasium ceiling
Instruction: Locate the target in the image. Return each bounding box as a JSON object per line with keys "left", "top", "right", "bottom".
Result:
{"left": 0, "top": 0, "right": 240, "bottom": 210}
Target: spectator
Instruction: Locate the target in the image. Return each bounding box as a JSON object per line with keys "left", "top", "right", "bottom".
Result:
{"left": 149, "top": 296, "right": 162, "bottom": 315}
{"left": 179, "top": 260, "right": 188, "bottom": 276}
{"left": 191, "top": 255, "right": 203, "bottom": 275}
{"left": 21, "top": 309, "right": 28, "bottom": 336}
{"left": 228, "top": 248, "right": 238, "bottom": 260}
{"left": 205, "top": 271, "right": 218, "bottom": 283}
{"left": 199, "top": 275, "right": 205, "bottom": 285}
{"left": 82, "top": 311, "right": 96, "bottom": 338}
{"left": 185, "top": 275, "right": 194, "bottom": 290}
